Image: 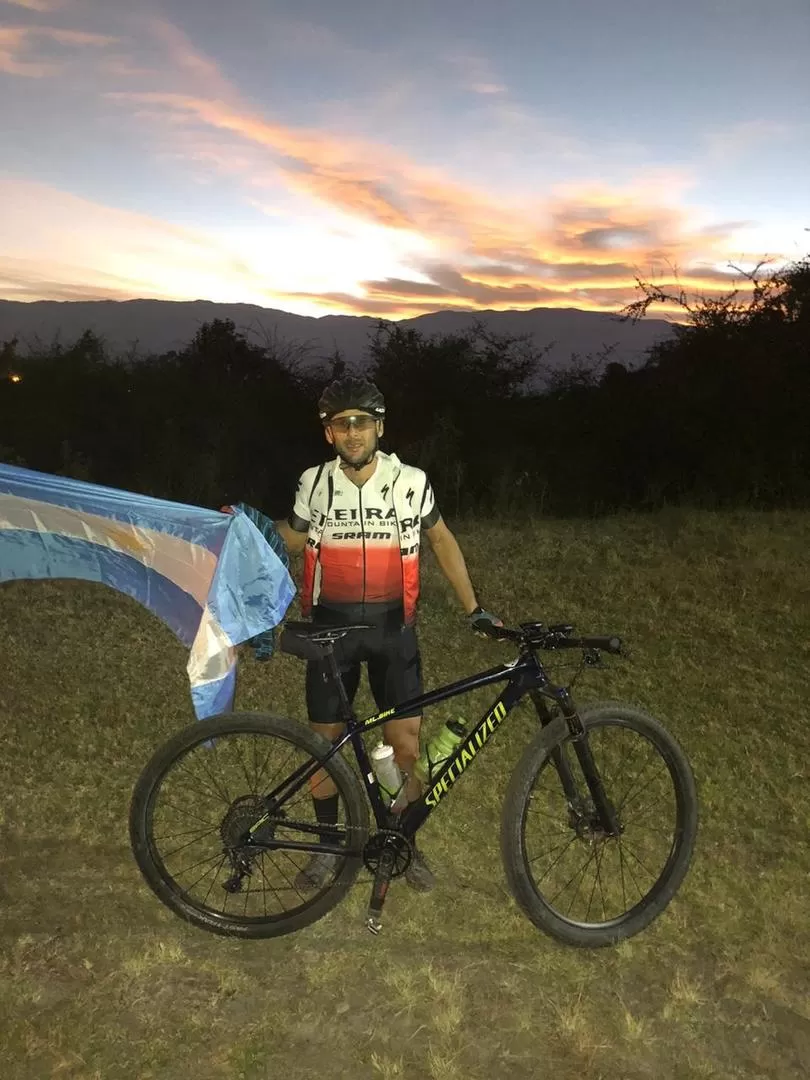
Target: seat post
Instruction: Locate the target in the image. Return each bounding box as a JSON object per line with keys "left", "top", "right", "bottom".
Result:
{"left": 322, "top": 643, "right": 355, "bottom": 723}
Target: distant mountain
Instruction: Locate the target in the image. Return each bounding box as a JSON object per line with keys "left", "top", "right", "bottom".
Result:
{"left": 0, "top": 298, "right": 674, "bottom": 377}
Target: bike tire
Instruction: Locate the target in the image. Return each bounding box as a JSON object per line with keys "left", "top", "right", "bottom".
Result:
{"left": 500, "top": 702, "right": 697, "bottom": 947}
{"left": 130, "top": 712, "right": 369, "bottom": 939}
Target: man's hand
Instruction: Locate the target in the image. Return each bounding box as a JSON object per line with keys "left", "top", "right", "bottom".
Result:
{"left": 469, "top": 606, "right": 504, "bottom": 636}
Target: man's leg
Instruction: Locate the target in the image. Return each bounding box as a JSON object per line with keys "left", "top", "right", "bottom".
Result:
{"left": 295, "top": 652, "right": 361, "bottom": 890}
{"left": 367, "top": 627, "right": 436, "bottom": 892}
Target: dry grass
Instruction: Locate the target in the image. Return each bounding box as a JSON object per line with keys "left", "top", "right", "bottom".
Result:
{"left": 2, "top": 509, "right": 810, "bottom": 1078}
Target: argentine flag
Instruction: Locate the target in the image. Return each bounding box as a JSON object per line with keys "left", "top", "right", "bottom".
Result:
{"left": 0, "top": 463, "right": 295, "bottom": 719}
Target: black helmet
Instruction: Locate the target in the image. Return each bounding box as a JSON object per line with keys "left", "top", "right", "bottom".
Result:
{"left": 317, "top": 376, "right": 386, "bottom": 422}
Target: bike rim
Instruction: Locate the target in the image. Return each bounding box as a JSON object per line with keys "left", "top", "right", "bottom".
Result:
{"left": 521, "top": 717, "right": 687, "bottom": 931}
{"left": 142, "top": 726, "right": 359, "bottom": 925}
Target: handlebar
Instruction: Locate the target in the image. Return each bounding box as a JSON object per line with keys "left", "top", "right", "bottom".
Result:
{"left": 477, "top": 620, "right": 623, "bottom": 655}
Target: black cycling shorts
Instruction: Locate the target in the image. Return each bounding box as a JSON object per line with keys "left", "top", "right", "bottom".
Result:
{"left": 305, "top": 607, "right": 423, "bottom": 726}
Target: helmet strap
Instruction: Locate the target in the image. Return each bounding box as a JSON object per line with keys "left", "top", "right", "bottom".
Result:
{"left": 338, "top": 436, "right": 378, "bottom": 472}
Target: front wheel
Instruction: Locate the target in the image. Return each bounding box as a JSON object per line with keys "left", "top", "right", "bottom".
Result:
{"left": 501, "top": 702, "right": 697, "bottom": 947}
{"left": 130, "top": 712, "right": 369, "bottom": 939}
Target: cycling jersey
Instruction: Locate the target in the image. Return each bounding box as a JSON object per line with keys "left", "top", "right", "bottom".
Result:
{"left": 288, "top": 451, "right": 441, "bottom": 624}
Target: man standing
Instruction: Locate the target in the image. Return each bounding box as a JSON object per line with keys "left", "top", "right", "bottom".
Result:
{"left": 273, "top": 376, "right": 500, "bottom": 892}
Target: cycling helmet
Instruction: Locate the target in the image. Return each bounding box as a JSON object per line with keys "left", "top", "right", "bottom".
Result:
{"left": 317, "top": 376, "right": 386, "bottom": 422}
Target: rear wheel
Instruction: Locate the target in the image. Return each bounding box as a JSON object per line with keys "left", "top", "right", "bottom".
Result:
{"left": 130, "top": 712, "right": 369, "bottom": 939}
{"left": 501, "top": 703, "right": 697, "bottom": 947}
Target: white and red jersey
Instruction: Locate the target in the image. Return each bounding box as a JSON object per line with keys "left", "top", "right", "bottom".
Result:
{"left": 288, "top": 451, "right": 440, "bottom": 624}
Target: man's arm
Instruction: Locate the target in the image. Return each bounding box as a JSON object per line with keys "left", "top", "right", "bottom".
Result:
{"left": 275, "top": 518, "right": 308, "bottom": 555}
{"left": 424, "top": 516, "right": 479, "bottom": 615}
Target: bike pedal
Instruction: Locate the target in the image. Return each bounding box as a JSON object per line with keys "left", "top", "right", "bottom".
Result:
{"left": 366, "top": 916, "right": 383, "bottom": 935}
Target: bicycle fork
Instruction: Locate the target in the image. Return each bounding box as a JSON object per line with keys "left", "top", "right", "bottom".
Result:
{"left": 531, "top": 690, "right": 622, "bottom": 837}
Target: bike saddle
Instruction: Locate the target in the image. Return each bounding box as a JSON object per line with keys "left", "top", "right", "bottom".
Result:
{"left": 279, "top": 621, "right": 374, "bottom": 660}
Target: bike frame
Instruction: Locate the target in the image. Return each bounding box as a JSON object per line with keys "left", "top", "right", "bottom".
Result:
{"left": 253, "top": 641, "right": 620, "bottom": 856}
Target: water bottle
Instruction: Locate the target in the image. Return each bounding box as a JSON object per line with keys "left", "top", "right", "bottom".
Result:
{"left": 414, "top": 720, "right": 467, "bottom": 784}
{"left": 370, "top": 743, "right": 407, "bottom": 808}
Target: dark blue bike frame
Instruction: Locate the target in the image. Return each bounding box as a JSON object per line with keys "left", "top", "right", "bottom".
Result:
{"left": 252, "top": 642, "right": 604, "bottom": 856}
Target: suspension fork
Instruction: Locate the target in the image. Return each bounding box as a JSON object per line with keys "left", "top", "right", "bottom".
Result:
{"left": 530, "top": 689, "right": 622, "bottom": 836}
{"left": 530, "top": 689, "right": 579, "bottom": 803}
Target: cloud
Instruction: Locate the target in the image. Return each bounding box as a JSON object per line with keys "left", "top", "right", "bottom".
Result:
{"left": 144, "top": 16, "right": 234, "bottom": 100}
{"left": 106, "top": 55, "right": 771, "bottom": 317}
{"left": 0, "top": 22, "right": 117, "bottom": 76}
{"left": 110, "top": 90, "right": 420, "bottom": 229}
{"left": 0, "top": 26, "right": 52, "bottom": 74}
{"left": 703, "top": 119, "right": 792, "bottom": 162}
{"left": 1, "top": 14, "right": 788, "bottom": 320}
{"left": 445, "top": 47, "right": 509, "bottom": 98}
{"left": 0, "top": 257, "right": 151, "bottom": 301}
{"left": 0, "top": 176, "right": 277, "bottom": 305}
{"left": 2, "top": 0, "right": 65, "bottom": 10}
{"left": 280, "top": 255, "right": 750, "bottom": 319}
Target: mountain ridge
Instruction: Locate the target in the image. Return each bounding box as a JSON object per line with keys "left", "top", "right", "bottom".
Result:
{"left": 0, "top": 297, "right": 675, "bottom": 373}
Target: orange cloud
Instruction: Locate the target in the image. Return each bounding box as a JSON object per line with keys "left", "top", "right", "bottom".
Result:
{"left": 0, "top": 26, "right": 53, "bottom": 75}
{"left": 117, "top": 85, "right": 741, "bottom": 299}
{"left": 106, "top": 21, "right": 780, "bottom": 311}
{"left": 111, "top": 73, "right": 777, "bottom": 316}
{"left": 0, "top": 177, "right": 272, "bottom": 305}
{"left": 3, "top": 0, "right": 65, "bottom": 10}
{"left": 0, "top": 22, "right": 117, "bottom": 76}
{"left": 3, "top": 13, "right": 787, "bottom": 321}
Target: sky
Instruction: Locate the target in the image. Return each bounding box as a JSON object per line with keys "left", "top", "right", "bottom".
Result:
{"left": 1, "top": 0, "right": 809, "bottom": 319}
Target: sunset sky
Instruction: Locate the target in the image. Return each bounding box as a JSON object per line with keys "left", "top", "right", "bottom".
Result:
{"left": 1, "top": 0, "right": 808, "bottom": 319}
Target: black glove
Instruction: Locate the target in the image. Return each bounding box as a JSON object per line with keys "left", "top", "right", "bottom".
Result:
{"left": 469, "top": 606, "right": 503, "bottom": 635}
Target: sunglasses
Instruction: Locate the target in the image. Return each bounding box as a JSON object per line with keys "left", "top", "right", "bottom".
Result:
{"left": 327, "top": 415, "right": 379, "bottom": 434}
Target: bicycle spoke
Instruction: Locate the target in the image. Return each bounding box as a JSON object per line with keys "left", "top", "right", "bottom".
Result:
{"left": 234, "top": 737, "right": 258, "bottom": 795}
{"left": 616, "top": 754, "right": 663, "bottom": 816}
{"left": 622, "top": 833, "right": 635, "bottom": 911}
{"left": 168, "top": 850, "right": 226, "bottom": 885}
{"left": 530, "top": 833, "right": 581, "bottom": 882}
{"left": 242, "top": 868, "right": 252, "bottom": 917}
{"left": 626, "top": 819, "right": 676, "bottom": 840}
{"left": 184, "top": 853, "right": 227, "bottom": 900}
{"left": 526, "top": 800, "right": 577, "bottom": 826}
{"left": 254, "top": 740, "right": 299, "bottom": 798}
{"left": 617, "top": 838, "right": 661, "bottom": 884}
{"left": 160, "top": 826, "right": 221, "bottom": 860}
{"left": 518, "top": 714, "right": 687, "bottom": 933}
{"left": 588, "top": 844, "right": 608, "bottom": 923}
{"left": 279, "top": 847, "right": 311, "bottom": 894}
{"left": 171, "top": 761, "right": 228, "bottom": 805}
{"left": 618, "top": 841, "right": 645, "bottom": 902}
{"left": 622, "top": 784, "right": 674, "bottom": 820}
{"left": 268, "top": 849, "right": 308, "bottom": 902}
{"left": 157, "top": 798, "right": 220, "bottom": 830}
{"left": 194, "top": 753, "right": 233, "bottom": 807}
{"left": 555, "top": 848, "right": 597, "bottom": 914}
{"left": 154, "top": 825, "right": 221, "bottom": 843}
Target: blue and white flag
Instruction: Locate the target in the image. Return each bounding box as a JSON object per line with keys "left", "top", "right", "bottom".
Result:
{"left": 0, "top": 463, "right": 295, "bottom": 719}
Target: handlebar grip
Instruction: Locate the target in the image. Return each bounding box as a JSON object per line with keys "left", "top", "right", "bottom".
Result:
{"left": 476, "top": 621, "right": 519, "bottom": 641}
{"left": 583, "top": 636, "right": 623, "bottom": 654}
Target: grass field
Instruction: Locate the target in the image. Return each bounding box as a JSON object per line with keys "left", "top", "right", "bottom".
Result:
{"left": 2, "top": 509, "right": 810, "bottom": 1079}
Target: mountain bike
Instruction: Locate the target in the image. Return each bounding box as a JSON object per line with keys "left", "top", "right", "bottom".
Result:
{"left": 129, "top": 618, "right": 698, "bottom": 947}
